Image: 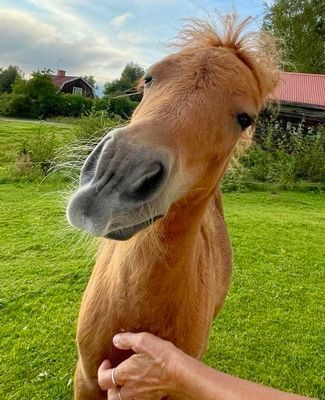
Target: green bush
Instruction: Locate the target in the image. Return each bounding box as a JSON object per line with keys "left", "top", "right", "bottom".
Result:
{"left": 92, "top": 95, "right": 140, "bottom": 118}
{"left": 59, "top": 94, "right": 93, "bottom": 117}
{"left": 0, "top": 71, "right": 95, "bottom": 119}
{"left": 222, "top": 119, "right": 324, "bottom": 191}
{"left": 221, "top": 165, "right": 250, "bottom": 192}
{"left": 241, "top": 121, "right": 325, "bottom": 185}
{"left": 0, "top": 69, "right": 138, "bottom": 120}
{"left": 93, "top": 96, "right": 110, "bottom": 112}
{"left": 0, "top": 92, "right": 35, "bottom": 117}
{"left": 290, "top": 125, "right": 325, "bottom": 182}
{"left": 12, "top": 125, "right": 59, "bottom": 177}
{"left": 12, "top": 72, "right": 61, "bottom": 118}
{"left": 107, "top": 96, "right": 138, "bottom": 118}
{"left": 0, "top": 65, "right": 22, "bottom": 94}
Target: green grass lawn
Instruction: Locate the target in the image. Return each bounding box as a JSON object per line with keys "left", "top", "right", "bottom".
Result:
{"left": 0, "top": 182, "right": 324, "bottom": 399}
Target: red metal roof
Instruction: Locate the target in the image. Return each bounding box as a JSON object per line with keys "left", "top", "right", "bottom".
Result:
{"left": 274, "top": 72, "right": 325, "bottom": 107}
{"left": 51, "top": 75, "right": 78, "bottom": 89}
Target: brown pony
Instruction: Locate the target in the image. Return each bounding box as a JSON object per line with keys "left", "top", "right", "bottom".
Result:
{"left": 67, "top": 14, "right": 279, "bottom": 400}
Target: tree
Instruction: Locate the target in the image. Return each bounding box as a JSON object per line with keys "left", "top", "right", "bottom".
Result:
{"left": 83, "top": 75, "right": 97, "bottom": 89}
{"left": 0, "top": 65, "right": 22, "bottom": 94}
{"left": 263, "top": 0, "right": 325, "bottom": 73}
{"left": 0, "top": 92, "right": 35, "bottom": 117}
{"left": 10, "top": 69, "right": 61, "bottom": 118}
{"left": 120, "top": 62, "right": 144, "bottom": 87}
{"left": 104, "top": 62, "right": 144, "bottom": 96}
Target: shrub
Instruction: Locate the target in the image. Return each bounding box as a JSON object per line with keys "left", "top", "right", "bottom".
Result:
{"left": 290, "top": 125, "right": 325, "bottom": 182}
{"left": 15, "top": 125, "right": 59, "bottom": 176}
{"left": 222, "top": 165, "right": 250, "bottom": 192}
{"left": 107, "top": 96, "right": 138, "bottom": 118}
{"left": 242, "top": 120, "right": 325, "bottom": 184}
{"left": 222, "top": 118, "right": 324, "bottom": 191}
{"left": 1, "top": 71, "right": 95, "bottom": 119}
{"left": 13, "top": 72, "right": 61, "bottom": 118}
{"left": 0, "top": 92, "right": 35, "bottom": 117}
{"left": 93, "top": 96, "right": 110, "bottom": 112}
{"left": 59, "top": 94, "right": 93, "bottom": 117}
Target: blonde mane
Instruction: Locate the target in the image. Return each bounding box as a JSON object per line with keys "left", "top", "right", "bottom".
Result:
{"left": 176, "top": 13, "right": 279, "bottom": 101}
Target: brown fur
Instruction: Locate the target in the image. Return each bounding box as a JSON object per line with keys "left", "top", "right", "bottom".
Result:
{"left": 74, "top": 14, "right": 279, "bottom": 399}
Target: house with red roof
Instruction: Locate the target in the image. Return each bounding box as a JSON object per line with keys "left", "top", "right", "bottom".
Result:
{"left": 51, "top": 70, "right": 95, "bottom": 98}
{"left": 273, "top": 72, "right": 325, "bottom": 126}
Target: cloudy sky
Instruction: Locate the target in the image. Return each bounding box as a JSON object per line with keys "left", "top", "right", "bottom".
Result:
{"left": 0, "top": 0, "right": 271, "bottom": 93}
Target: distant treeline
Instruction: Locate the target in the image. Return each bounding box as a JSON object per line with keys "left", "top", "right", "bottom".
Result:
{"left": 0, "top": 63, "right": 144, "bottom": 119}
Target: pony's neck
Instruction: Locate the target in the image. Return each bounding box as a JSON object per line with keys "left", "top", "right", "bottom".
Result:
{"left": 98, "top": 188, "right": 220, "bottom": 281}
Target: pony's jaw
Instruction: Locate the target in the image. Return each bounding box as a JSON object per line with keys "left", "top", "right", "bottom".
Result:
{"left": 66, "top": 128, "right": 175, "bottom": 239}
{"left": 103, "top": 215, "right": 163, "bottom": 241}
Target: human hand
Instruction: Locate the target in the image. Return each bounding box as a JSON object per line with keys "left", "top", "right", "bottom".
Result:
{"left": 97, "top": 332, "right": 187, "bottom": 400}
{"left": 98, "top": 332, "right": 316, "bottom": 400}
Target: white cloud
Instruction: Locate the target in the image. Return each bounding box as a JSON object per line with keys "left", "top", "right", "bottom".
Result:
{"left": 26, "top": 0, "right": 95, "bottom": 40}
{"left": 0, "top": 0, "right": 269, "bottom": 95}
{"left": 111, "top": 12, "right": 133, "bottom": 28}
{"left": 0, "top": 8, "right": 148, "bottom": 85}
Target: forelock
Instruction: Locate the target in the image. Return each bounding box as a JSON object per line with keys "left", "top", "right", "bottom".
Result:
{"left": 175, "top": 12, "right": 280, "bottom": 103}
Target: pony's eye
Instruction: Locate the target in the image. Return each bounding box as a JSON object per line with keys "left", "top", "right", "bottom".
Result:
{"left": 144, "top": 75, "right": 154, "bottom": 87}
{"left": 237, "top": 112, "right": 254, "bottom": 130}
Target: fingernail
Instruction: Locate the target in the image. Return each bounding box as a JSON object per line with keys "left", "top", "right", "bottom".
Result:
{"left": 113, "top": 334, "right": 120, "bottom": 346}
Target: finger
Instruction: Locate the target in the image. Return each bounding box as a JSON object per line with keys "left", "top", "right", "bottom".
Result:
{"left": 113, "top": 332, "right": 155, "bottom": 353}
{"left": 98, "top": 360, "right": 116, "bottom": 391}
{"left": 106, "top": 387, "right": 120, "bottom": 400}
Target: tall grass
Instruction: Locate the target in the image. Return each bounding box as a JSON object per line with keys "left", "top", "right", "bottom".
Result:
{"left": 222, "top": 119, "right": 324, "bottom": 191}
{"left": 7, "top": 114, "right": 325, "bottom": 189}
{"left": 246, "top": 119, "right": 324, "bottom": 183}
{"left": 73, "top": 109, "right": 121, "bottom": 140}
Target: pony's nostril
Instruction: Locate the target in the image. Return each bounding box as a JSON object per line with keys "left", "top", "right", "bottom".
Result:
{"left": 123, "top": 162, "right": 165, "bottom": 202}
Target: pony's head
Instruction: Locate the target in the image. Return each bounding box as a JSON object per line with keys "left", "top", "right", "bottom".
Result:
{"left": 67, "top": 14, "right": 279, "bottom": 240}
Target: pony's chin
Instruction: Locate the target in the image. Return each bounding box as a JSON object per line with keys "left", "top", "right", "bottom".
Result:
{"left": 104, "top": 215, "right": 163, "bottom": 241}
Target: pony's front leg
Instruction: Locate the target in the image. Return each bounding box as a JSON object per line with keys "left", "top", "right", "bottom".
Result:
{"left": 74, "top": 359, "right": 106, "bottom": 400}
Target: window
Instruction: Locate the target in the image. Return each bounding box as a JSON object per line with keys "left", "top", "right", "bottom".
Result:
{"left": 73, "top": 86, "right": 83, "bottom": 95}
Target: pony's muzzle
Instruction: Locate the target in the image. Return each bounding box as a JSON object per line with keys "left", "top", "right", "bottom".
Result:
{"left": 66, "top": 129, "right": 172, "bottom": 238}
{"left": 81, "top": 131, "right": 169, "bottom": 202}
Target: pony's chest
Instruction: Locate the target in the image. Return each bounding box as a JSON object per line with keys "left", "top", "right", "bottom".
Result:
{"left": 77, "top": 272, "right": 215, "bottom": 362}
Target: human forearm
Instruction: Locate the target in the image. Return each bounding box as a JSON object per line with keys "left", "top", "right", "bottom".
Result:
{"left": 176, "top": 352, "right": 314, "bottom": 400}
{"left": 98, "top": 333, "right": 316, "bottom": 400}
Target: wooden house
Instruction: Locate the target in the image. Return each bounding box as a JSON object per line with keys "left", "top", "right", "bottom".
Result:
{"left": 273, "top": 72, "right": 325, "bottom": 127}
{"left": 51, "top": 70, "right": 95, "bottom": 98}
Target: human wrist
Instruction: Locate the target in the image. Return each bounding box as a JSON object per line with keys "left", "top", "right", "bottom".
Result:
{"left": 166, "top": 346, "right": 198, "bottom": 399}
